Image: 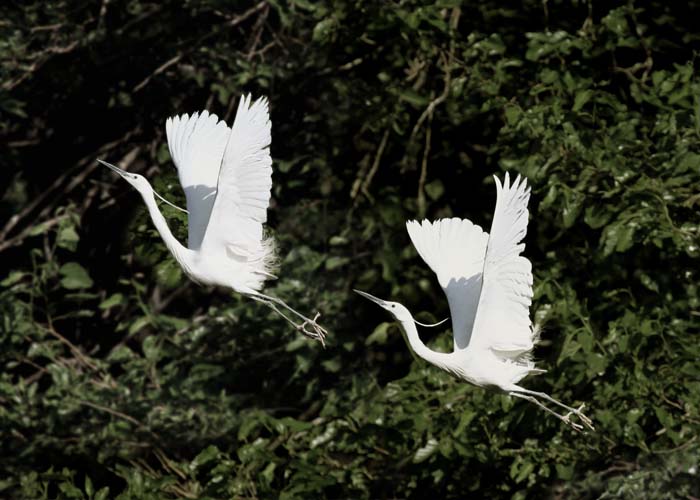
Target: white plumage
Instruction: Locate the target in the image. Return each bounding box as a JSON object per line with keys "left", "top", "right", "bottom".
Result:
{"left": 356, "top": 173, "right": 593, "bottom": 431}
{"left": 99, "top": 94, "right": 325, "bottom": 342}
{"left": 469, "top": 174, "right": 536, "bottom": 357}
{"left": 165, "top": 110, "right": 229, "bottom": 250}
{"left": 406, "top": 218, "right": 488, "bottom": 351}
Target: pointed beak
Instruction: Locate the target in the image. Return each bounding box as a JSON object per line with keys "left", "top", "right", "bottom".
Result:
{"left": 353, "top": 289, "right": 389, "bottom": 308}
{"left": 98, "top": 159, "right": 128, "bottom": 178}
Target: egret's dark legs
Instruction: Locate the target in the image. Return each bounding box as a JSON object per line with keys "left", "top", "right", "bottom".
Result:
{"left": 512, "top": 387, "right": 594, "bottom": 430}
{"left": 248, "top": 292, "right": 327, "bottom": 344}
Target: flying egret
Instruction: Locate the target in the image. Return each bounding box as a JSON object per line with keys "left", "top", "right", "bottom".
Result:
{"left": 99, "top": 94, "right": 326, "bottom": 343}
{"left": 355, "top": 173, "right": 593, "bottom": 431}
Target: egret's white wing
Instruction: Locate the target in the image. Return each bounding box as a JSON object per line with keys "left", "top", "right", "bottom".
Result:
{"left": 165, "top": 111, "right": 230, "bottom": 250}
{"left": 200, "top": 94, "right": 272, "bottom": 259}
{"left": 471, "top": 173, "right": 534, "bottom": 357}
{"left": 406, "top": 218, "right": 489, "bottom": 350}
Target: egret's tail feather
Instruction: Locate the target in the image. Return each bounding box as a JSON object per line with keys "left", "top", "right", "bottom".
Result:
{"left": 511, "top": 320, "right": 545, "bottom": 367}
{"left": 259, "top": 231, "right": 279, "bottom": 279}
{"left": 531, "top": 321, "right": 543, "bottom": 345}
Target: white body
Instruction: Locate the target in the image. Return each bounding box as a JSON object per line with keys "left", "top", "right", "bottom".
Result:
{"left": 164, "top": 96, "right": 276, "bottom": 293}
{"left": 356, "top": 173, "right": 593, "bottom": 430}
{"left": 136, "top": 183, "right": 270, "bottom": 296}
{"left": 392, "top": 315, "right": 537, "bottom": 390}
{"left": 404, "top": 174, "right": 539, "bottom": 393}
{"left": 99, "top": 94, "right": 325, "bottom": 341}
{"left": 180, "top": 243, "right": 262, "bottom": 294}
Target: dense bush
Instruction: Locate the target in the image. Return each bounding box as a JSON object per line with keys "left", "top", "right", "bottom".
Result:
{"left": 2, "top": 0, "right": 699, "bottom": 497}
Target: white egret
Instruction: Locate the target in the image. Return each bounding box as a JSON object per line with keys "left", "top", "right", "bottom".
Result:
{"left": 356, "top": 173, "right": 593, "bottom": 431}
{"left": 99, "top": 94, "right": 326, "bottom": 342}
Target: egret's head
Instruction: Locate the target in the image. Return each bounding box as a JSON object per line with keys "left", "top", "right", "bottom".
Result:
{"left": 353, "top": 289, "right": 413, "bottom": 322}
{"left": 98, "top": 160, "right": 151, "bottom": 194}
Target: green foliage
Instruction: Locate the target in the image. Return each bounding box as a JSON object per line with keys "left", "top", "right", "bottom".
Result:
{"left": 2, "top": 0, "right": 699, "bottom": 498}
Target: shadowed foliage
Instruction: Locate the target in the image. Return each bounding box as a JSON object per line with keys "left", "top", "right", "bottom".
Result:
{"left": 1, "top": 0, "right": 699, "bottom": 498}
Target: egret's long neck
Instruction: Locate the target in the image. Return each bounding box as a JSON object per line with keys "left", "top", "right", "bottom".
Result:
{"left": 398, "top": 317, "right": 453, "bottom": 372}
{"left": 141, "top": 189, "right": 193, "bottom": 271}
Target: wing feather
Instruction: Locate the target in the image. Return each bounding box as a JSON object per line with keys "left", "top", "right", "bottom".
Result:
{"left": 165, "top": 110, "right": 230, "bottom": 250}
{"left": 406, "top": 218, "right": 489, "bottom": 351}
{"left": 471, "top": 173, "right": 535, "bottom": 358}
{"left": 200, "top": 94, "right": 273, "bottom": 261}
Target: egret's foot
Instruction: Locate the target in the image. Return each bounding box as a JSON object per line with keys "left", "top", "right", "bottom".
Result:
{"left": 572, "top": 403, "right": 595, "bottom": 431}
{"left": 561, "top": 404, "right": 593, "bottom": 432}
{"left": 561, "top": 411, "right": 584, "bottom": 432}
{"left": 296, "top": 312, "right": 327, "bottom": 346}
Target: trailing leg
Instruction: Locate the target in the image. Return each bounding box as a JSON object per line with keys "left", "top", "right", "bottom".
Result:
{"left": 509, "top": 392, "right": 583, "bottom": 432}
{"left": 248, "top": 292, "right": 327, "bottom": 344}
{"left": 513, "top": 387, "right": 594, "bottom": 430}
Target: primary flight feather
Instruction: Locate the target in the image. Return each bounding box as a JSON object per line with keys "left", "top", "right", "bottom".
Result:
{"left": 99, "top": 94, "right": 326, "bottom": 342}
{"left": 356, "top": 173, "right": 593, "bottom": 431}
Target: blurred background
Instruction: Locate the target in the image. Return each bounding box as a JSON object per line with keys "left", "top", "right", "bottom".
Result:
{"left": 2, "top": 0, "right": 699, "bottom": 498}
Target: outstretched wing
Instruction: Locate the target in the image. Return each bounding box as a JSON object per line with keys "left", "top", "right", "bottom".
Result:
{"left": 470, "top": 173, "right": 534, "bottom": 358}
{"left": 165, "top": 111, "right": 230, "bottom": 250}
{"left": 200, "top": 94, "right": 272, "bottom": 259}
{"left": 406, "top": 218, "right": 489, "bottom": 351}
